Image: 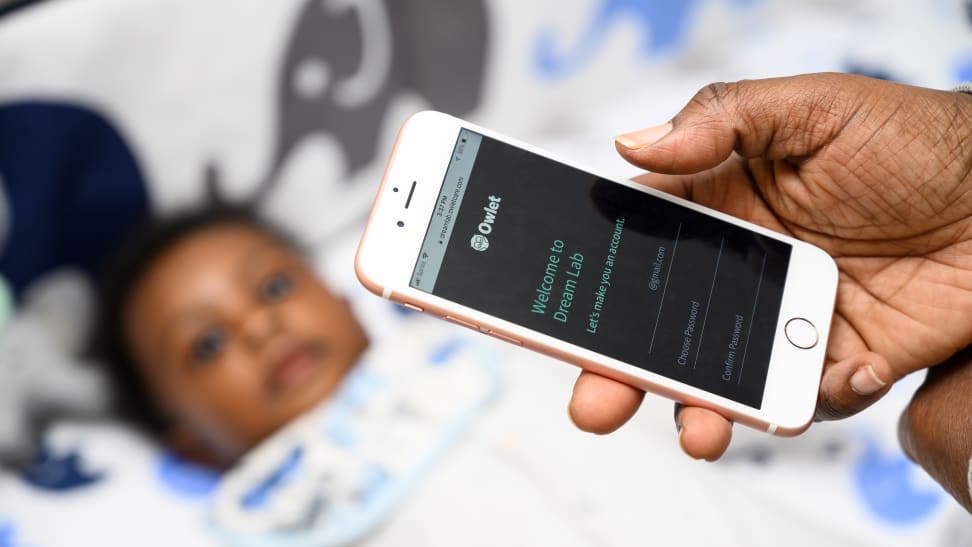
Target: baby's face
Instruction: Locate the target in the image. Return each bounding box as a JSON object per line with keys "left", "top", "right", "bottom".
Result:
{"left": 124, "top": 223, "right": 368, "bottom": 464}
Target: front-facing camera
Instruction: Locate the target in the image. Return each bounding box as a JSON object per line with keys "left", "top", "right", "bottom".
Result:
{"left": 397, "top": 221, "right": 405, "bottom": 228}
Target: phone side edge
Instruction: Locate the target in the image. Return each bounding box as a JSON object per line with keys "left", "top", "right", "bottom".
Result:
{"left": 396, "top": 289, "right": 806, "bottom": 436}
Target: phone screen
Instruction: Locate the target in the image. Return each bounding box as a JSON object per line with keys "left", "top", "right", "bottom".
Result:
{"left": 410, "top": 129, "right": 791, "bottom": 408}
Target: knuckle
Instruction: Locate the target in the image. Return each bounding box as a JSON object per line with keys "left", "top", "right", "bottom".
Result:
{"left": 896, "top": 408, "right": 917, "bottom": 461}
{"left": 897, "top": 388, "right": 937, "bottom": 463}
{"left": 690, "top": 81, "right": 737, "bottom": 113}
{"left": 682, "top": 81, "right": 750, "bottom": 139}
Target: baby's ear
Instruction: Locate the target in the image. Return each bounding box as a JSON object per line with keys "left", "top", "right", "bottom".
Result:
{"left": 165, "top": 424, "right": 225, "bottom": 469}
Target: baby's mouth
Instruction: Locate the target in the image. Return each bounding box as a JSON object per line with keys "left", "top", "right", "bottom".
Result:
{"left": 265, "top": 339, "right": 328, "bottom": 396}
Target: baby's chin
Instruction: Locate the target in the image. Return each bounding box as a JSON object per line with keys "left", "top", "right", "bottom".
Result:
{"left": 217, "top": 345, "right": 366, "bottom": 463}
{"left": 206, "top": 384, "right": 342, "bottom": 468}
{"left": 255, "top": 356, "right": 358, "bottom": 439}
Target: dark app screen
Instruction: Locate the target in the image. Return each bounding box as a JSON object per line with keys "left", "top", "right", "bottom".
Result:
{"left": 411, "top": 130, "right": 791, "bottom": 408}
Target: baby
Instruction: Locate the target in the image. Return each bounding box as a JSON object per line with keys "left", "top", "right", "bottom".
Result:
{"left": 93, "top": 204, "right": 369, "bottom": 467}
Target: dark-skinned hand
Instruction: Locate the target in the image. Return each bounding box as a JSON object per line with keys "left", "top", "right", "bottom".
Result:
{"left": 568, "top": 73, "right": 972, "bottom": 462}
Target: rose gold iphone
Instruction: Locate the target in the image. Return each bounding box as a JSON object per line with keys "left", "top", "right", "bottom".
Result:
{"left": 356, "top": 111, "right": 838, "bottom": 435}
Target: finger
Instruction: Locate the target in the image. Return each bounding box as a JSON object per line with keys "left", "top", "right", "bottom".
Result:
{"left": 569, "top": 370, "right": 645, "bottom": 434}
{"left": 815, "top": 351, "right": 894, "bottom": 421}
{"left": 615, "top": 73, "right": 868, "bottom": 174}
{"left": 675, "top": 404, "right": 733, "bottom": 461}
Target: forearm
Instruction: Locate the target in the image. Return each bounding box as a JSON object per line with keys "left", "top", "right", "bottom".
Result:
{"left": 898, "top": 347, "right": 972, "bottom": 512}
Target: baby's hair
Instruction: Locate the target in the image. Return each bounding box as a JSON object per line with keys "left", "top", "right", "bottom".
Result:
{"left": 90, "top": 203, "right": 298, "bottom": 435}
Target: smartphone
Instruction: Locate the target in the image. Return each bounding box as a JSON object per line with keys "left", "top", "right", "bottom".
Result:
{"left": 356, "top": 111, "right": 838, "bottom": 435}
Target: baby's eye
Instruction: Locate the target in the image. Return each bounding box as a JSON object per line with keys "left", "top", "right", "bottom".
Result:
{"left": 192, "top": 327, "right": 228, "bottom": 364}
{"left": 260, "top": 272, "right": 295, "bottom": 302}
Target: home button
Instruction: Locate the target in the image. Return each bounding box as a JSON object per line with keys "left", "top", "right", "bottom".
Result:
{"left": 784, "top": 318, "right": 819, "bottom": 350}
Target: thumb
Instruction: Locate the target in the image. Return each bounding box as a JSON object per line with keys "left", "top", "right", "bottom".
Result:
{"left": 815, "top": 351, "right": 896, "bottom": 421}
{"left": 615, "top": 74, "right": 858, "bottom": 175}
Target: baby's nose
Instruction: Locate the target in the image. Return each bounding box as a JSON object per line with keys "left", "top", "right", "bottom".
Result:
{"left": 240, "top": 306, "right": 282, "bottom": 347}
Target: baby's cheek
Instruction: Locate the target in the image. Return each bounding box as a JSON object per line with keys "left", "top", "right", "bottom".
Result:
{"left": 280, "top": 291, "right": 335, "bottom": 331}
{"left": 184, "top": 351, "right": 276, "bottom": 446}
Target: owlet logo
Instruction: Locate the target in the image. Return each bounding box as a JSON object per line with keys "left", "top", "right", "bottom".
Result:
{"left": 471, "top": 234, "right": 489, "bottom": 251}
{"left": 471, "top": 195, "right": 502, "bottom": 251}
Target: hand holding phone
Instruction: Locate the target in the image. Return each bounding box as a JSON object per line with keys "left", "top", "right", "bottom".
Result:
{"left": 357, "top": 109, "right": 839, "bottom": 436}
{"left": 570, "top": 74, "right": 972, "bottom": 460}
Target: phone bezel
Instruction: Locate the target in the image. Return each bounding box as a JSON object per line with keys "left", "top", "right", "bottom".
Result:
{"left": 356, "top": 111, "right": 838, "bottom": 434}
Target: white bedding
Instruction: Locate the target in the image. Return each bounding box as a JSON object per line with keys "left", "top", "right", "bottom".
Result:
{"left": 2, "top": 0, "right": 971, "bottom": 545}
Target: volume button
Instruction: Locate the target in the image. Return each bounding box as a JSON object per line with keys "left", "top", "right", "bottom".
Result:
{"left": 488, "top": 331, "right": 522, "bottom": 346}
{"left": 402, "top": 303, "right": 424, "bottom": 312}
{"left": 444, "top": 316, "right": 478, "bottom": 330}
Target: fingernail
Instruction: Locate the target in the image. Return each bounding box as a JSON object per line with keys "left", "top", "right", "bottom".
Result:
{"left": 616, "top": 122, "right": 673, "bottom": 150}
{"left": 850, "top": 364, "right": 887, "bottom": 396}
